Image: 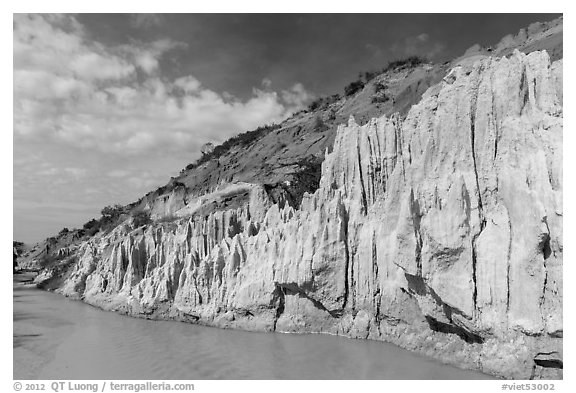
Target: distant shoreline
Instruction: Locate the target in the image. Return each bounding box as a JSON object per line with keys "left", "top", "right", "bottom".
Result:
{"left": 13, "top": 270, "right": 38, "bottom": 285}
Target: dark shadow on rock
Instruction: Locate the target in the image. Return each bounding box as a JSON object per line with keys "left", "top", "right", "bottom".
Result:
{"left": 425, "top": 316, "right": 484, "bottom": 344}
{"left": 534, "top": 352, "right": 563, "bottom": 369}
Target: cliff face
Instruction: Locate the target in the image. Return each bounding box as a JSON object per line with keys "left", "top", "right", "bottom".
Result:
{"left": 38, "top": 50, "right": 562, "bottom": 379}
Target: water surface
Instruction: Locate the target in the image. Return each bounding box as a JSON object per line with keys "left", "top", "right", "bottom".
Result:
{"left": 13, "top": 273, "right": 492, "bottom": 380}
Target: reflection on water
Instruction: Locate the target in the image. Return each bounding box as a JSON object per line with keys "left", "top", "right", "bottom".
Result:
{"left": 13, "top": 273, "right": 492, "bottom": 380}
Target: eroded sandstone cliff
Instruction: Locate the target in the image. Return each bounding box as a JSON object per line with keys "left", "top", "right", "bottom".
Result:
{"left": 37, "top": 50, "right": 562, "bottom": 379}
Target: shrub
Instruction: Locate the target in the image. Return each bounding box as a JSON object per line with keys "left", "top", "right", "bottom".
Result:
{"left": 289, "top": 109, "right": 306, "bottom": 118}
{"left": 85, "top": 226, "right": 99, "bottom": 237}
{"left": 200, "top": 142, "right": 215, "bottom": 156}
{"left": 131, "top": 210, "right": 151, "bottom": 228}
{"left": 308, "top": 99, "right": 322, "bottom": 111}
{"left": 371, "top": 93, "right": 390, "bottom": 104}
{"left": 192, "top": 123, "right": 281, "bottom": 168}
{"left": 101, "top": 204, "right": 124, "bottom": 220}
{"left": 83, "top": 218, "right": 98, "bottom": 231}
{"left": 328, "top": 109, "right": 337, "bottom": 121}
{"left": 156, "top": 180, "right": 187, "bottom": 196}
{"left": 374, "top": 81, "right": 388, "bottom": 93}
{"left": 172, "top": 181, "right": 186, "bottom": 190}
{"left": 293, "top": 155, "right": 324, "bottom": 199}
{"left": 99, "top": 204, "right": 126, "bottom": 232}
{"left": 382, "top": 56, "right": 427, "bottom": 73}
{"left": 82, "top": 218, "right": 100, "bottom": 237}
{"left": 344, "top": 80, "right": 365, "bottom": 97}
{"left": 307, "top": 94, "right": 340, "bottom": 112}
{"left": 313, "top": 116, "right": 329, "bottom": 133}
{"left": 326, "top": 94, "right": 341, "bottom": 106}
{"left": 361, "top": 71, "right": 377, "bottom": 82}
{"left": 372, "top": 81, "right": 390, "bottom": 103}
{"left": 80, "top": 204, "right": 129, "bottom": 237}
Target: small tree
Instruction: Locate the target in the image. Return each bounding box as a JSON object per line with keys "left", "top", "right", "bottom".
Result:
{"left": 313, "top": 116, "right": 329, "bottom": 133}
{"left": 382, "top": 56, "right": 427, "bottom": 73}
{"left": 344, "top": 80, "right": 365, "bottom": 97}
{"left": 374, "top": 81, "right": 388, "bottom": 93}
{"left": 307, "top": 98, "right": 323, "bottom": 111}
{"left": 101, "top": 204, "right": 124, "bottom": 220}
{"left": 83, "top": 218, "right": 98, "bottom": 230}
{"left": 82, "top": 219, "right": 100, "bottom": 237}
{"left": 328, "top": 109, "right": 337, "bottom": 121}
{"left": 371, "top": 93, "right": 390, "bottom": 104}
{"left": 200, "top": 142, "right": 215, "bottom": 156}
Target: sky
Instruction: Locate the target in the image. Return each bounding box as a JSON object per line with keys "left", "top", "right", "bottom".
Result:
{"left": 13, "top": 13, "right": 560, "bottom": 244}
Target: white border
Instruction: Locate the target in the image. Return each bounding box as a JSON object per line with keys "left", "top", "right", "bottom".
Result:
{"left": 4, "top": 2, "right": 572, "bottom": 392}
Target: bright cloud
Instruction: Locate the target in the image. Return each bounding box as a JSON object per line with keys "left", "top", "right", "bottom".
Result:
{"left": 281, "top": 83, "right": 315, "bottom": 108}
{"left": 13, "top": 13, "right": 315, "bottom": 243}
{"left": 14, "top": 14, "right": 312, "bottom": 156}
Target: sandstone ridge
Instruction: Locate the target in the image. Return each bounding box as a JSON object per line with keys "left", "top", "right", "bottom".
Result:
{"left": 36, "top": 50, "right": 563, "bottom": 379}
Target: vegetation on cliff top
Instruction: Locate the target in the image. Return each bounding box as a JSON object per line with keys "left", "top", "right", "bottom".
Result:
{"left": 28, "top": 54, "right": 434, "bottom": 262}
{"left": 184, "top": 123, "right": 281, "bottom": 171}
{"left": 181, "top": 56, "right": 429, "bottom": 175}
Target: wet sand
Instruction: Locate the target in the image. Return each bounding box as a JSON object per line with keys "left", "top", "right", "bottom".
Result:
{"left": 13, "top": 273, "right": 493, "bottom": 380}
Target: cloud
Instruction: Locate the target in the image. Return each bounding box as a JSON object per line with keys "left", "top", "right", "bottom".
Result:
{"left": 13, "top": 14, "right": 314, "bottom": 156}
{"left": 281, "top": 83, "right": 315, "bottom": 108}
{"left": 70, "top": 52, "right": 135, "bottom": 80}
{"left": 13, "top": 14, "right": 316, "bottom": 242}
{"left": 174, "top": 76, "right": 202, "bottom": 93}
{"left": 119, "top": 39, "right": 187, "bottom": 74}
{"left": 424, "top": 42, "right": 446, "bottom": 59}
{"left": 390, "top": 32, "right": 446, "bottom": 60}
{"left": 107, "top": 169, "right": 131, "bottom": 178}
{"left": 416, "top": 33, "right": 429, "bottom": 42}
{"left": 259, "top": 78, "right": 314, "bottom": 112}
{"left": 365, "top": 43, "right": 384, "bottom": 58}
{"left": 261, "top": 78, "right": 273, "bottom": 89}
{"left": 129, "top": 14, "right": 164, "bottom": 29}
